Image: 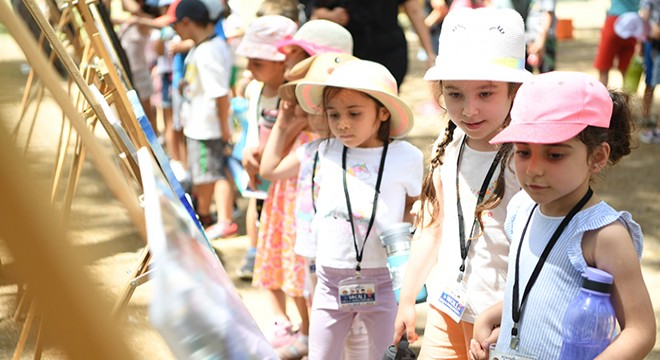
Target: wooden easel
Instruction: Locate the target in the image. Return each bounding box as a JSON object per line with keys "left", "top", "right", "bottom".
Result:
{"left": 0, "top": 2, "right": 148, "bottom": 358}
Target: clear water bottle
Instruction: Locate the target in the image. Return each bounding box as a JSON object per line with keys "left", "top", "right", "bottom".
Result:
{"left": 380, "top": 223, "right": 427, "bottom": 304}
{"left": 558, "top": 267, "right": 617, "bottom": 360}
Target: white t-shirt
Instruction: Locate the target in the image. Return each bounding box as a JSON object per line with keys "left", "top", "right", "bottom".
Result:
{"left": 430, "top": 129, "right": 520, "bottom": 323}
{"left": 294, "top": 139, "right": 324, "bottom": 258}
{"left": 312, "top": 139, "right": 423, "bottom": 269}
{"left": 181, "top": 36, "right": 232, "bottom": 140}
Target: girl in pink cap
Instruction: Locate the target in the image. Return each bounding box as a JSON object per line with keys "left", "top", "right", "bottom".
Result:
{"left": 470, "top": 71, "right": 655, "bottom": 359}
{"left": 393, "top": 8, "right": 531, "bottom": 359}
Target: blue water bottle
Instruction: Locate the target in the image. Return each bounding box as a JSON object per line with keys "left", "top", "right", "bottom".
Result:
{"left": 380, "top": 223, "right": 427, "bottom": 304}
{"left": 558, "top": 267, "right": 617, "bottom": 360}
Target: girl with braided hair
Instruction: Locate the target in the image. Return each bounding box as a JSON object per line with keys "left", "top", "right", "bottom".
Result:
{"left": 392, "top": 8, "right": 532, "bottom": 359}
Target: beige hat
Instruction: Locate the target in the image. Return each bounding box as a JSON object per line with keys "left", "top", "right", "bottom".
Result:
{"left": 278, "top": 52, "right": 358, "bottom": 102}
{"left": 275, "top": 19, "right": 354, "bottom": 56}
{"left": 295, "top": 59, "right": 414, "bottom": 139}
{"left": 235, "top": 15, "right": 298, "bottom": 61}
{"left": 424, "top": 8, "right": 531, "bottom": 83}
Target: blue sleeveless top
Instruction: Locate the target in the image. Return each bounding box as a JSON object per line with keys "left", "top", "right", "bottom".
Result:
{"left": 495, "top": 191, "right": 643, "bottom": 358}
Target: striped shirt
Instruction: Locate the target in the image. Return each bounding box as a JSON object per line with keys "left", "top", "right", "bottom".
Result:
{"left": 496, "top": 191, "right": 643, "bottom": 358}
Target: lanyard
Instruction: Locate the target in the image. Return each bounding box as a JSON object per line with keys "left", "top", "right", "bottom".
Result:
{"left": 455, "top": 135, "right": 503, "bottom": 281}
{"left": 342, "top": 141, "right": 389, "bottom": 273}
{"left": 311, "top": 150, "right": 319, "bottom": 213}
{"left": 509, "top": 187, "right": 594, "bottom": 350}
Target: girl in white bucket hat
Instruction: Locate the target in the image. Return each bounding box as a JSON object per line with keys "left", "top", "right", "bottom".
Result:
{"left": 292, "top": 59, "right": 424, "bottom": 359}
{"left": 393, "top": 7, "right": 531, "bottom": 359}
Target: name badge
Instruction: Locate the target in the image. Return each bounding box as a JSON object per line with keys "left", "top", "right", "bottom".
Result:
{"left": 490, "top": 350, "right": 537, "bottom": 360}
{"left": 433, "top": 274, "right": 468, "bottom": 323}
{"left": 338, "top": 276, "right": 376, "bottom": 308}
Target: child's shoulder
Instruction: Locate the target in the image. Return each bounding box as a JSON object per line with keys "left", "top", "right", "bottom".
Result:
{"left": 390, "top": 139, "right": 423, "bottom": 158}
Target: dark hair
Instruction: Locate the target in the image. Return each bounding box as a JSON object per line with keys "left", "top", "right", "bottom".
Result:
{"left": 322, "top": 86, "right": 391, "bottom": 143}
{"left": 418, "top": 81, "right": 520, "bottom": 229}
{"left": 577, "top": 89, "right": 634, "bottom": 165}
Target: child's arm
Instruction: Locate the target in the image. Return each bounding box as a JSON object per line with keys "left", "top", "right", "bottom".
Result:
{"left": 470, "top": 301, "right": 503, "bottom": 360}
{"left": 402, "top": 0, "right": 437, "bottom": 68}
{"left": 583, "top": 221, "right": 656, "bottom": 359}
{"left": 393, "top": 169, "right": 443, "bottom": 346}
{"left": 259, "top": 101, "right": 309, "bottom": 181}
{"left": 216, "top": 95, "right": 231, "bottom": 144}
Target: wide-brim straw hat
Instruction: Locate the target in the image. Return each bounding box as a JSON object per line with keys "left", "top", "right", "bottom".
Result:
{"left": 279, "top": 52, "right": 358, "bottom": 102}
{"left": 295, "top": 59, "right": 414, "bottom": 139}
{"left": 424, "top": 7, "right": 532, "bottom": 83}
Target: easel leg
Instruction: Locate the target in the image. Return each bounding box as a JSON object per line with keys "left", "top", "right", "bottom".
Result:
{"left": 12, "top": 299, "right": 37, "bottom": 360}
{"left": 111, "top": 247, "right": 151, "bottom": 317}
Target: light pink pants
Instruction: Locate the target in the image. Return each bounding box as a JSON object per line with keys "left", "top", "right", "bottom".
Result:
{"left": 309, "top": 266, "right": 397, "bottom": 360}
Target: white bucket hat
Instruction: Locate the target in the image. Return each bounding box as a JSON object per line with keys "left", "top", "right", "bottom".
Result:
{"left": 236, "top": 15, "right": 298, "bottom": 61}
{"left": 614, "top": 12, "right": 648, "bottom": 40}
{"left": 276, "top": 19, "right": 354, "bottom": 56}
{"left": 424, "top": 7, "right": 532, "bottom": 83}
{"left": 295, "top": 59, "right": 414, "bottom": 138}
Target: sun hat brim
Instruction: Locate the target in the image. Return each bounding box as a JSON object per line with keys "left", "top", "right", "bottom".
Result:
{"left": 424, "top": 62, "right": 532, "bottom": 83}
{"left": 295, "top": 81, "right": 414, "bottom": 139}
{"left": 490, "top": 122, "right": 588, "bottom": 144}
{"left": 236, "top": 41, "right": 285, "bottom": 61}
{"left": 276, "top": 38, "right": 344, "bottom": 56}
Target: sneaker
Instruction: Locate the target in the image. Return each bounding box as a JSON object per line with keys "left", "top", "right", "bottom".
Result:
{"left": 268, "top": 319, "right": 297, "bottom": 349}
{"left": 276, "top": 334, "right": 309, "bottom": 360}
{"left": 236, "top": 251, "right": 255, "bottom": 281}
{"left": 204, "top": 221, "right": 238, "bottom": 240}
{"left": 639, "top": 129, "right": 660, "bottom": 144}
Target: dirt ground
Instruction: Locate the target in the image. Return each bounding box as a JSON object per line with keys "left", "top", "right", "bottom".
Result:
{"left": 0, "top": 0, "right": 659, "bottom": 358}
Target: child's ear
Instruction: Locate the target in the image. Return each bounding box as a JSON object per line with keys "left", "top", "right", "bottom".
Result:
{"left": 589, "top": 142, "right": 610, "bottom": 174}
{"left": 378, "top": 107, "right": 390, "bottom": 122}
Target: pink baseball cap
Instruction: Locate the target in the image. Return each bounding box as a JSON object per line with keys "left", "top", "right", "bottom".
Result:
{"left": 490, "top": 71, "right": 613, "bottom": 144}
{"left": 275, "top": 19, "right": 353, "bottom": 56}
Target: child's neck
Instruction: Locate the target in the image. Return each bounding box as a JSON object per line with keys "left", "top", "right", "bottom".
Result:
{"left": 465, "top": 136, "right": 499, "bottom": 152}
{"left": 261, "top": 78, "right": 285, "bottom": 97}
{"left": 191, "top": 26, "right": 215, "bottom": 45}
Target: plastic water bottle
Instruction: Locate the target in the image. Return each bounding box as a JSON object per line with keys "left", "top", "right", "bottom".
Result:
{"left": 558, "top": 267, "right": 617, "bottom": 360}
{"left": 380, "top": 223, "right": 427, "bottom": 304}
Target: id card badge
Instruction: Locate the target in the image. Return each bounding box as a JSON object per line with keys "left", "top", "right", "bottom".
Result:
{"left": 434, "top": 274, "right": 468, "bottom": 323}
{"left": 338, "top": 276, "right": 376, "bottom": 308}
{"left": 489, "top": 350, "right": 537, "bottom": 360}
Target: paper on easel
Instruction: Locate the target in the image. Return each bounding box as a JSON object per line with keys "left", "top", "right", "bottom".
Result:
{"left": 137, "top": 148, "right": 277, "bottom": 359}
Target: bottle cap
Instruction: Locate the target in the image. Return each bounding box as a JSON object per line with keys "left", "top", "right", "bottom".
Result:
{"left": 380, "top": 222, "right": 412, "bottom": 246}
{"left": 582, "top": 267, "right": 613, "bottom": 294}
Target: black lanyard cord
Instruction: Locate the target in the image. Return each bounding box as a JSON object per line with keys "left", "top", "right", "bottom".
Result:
{"left": 509, "top": 187, "right": 594, "bottom": 348}
{"left": 455, "top": 136, "right": 504, "bottom": 278}
{"left": 342, "top": 141, "right": 389, "bottom": 272}
{"left": 311, "top": 150, "right": 319, "bottom": 213}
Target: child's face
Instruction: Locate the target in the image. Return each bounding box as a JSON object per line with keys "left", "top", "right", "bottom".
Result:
{"left": 442, "top": 80, "right": 513, "bottom": 151}
{"left": 172, "top": 19, "right": 192, "bottom": 41}
{"left": 246, "top": 58, "right": 286, "bottom": 83}
{"left": 308, "top": 113, "right": 329, "bottom": 135}
{"left": 512, "top": 138, "right": 608, "bottom": 215}
{"left": 325, "top": 89, "right": 389, "bottom": 148}
{"left": 283, "top": 46, "right": 310, "bottom": 74}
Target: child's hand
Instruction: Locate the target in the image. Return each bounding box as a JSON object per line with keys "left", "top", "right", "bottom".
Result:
{"left": 393, "top": 303, "right": 419, "bottom": 347}
{"left": 278, "top": 100, "right": 309, "bottom": 133}
{"left": 469, "top": 339, "right": 489, "bottom": 360}
{"left": 470, "top": 323, "right": 500, "bottom": 360}
{"left": 242, "top": 147, "right": 261, "bottom": 187}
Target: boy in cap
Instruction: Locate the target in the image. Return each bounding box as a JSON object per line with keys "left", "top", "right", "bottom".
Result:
{"left": 167, "top": 0, "right": 238, "bottom": 239}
